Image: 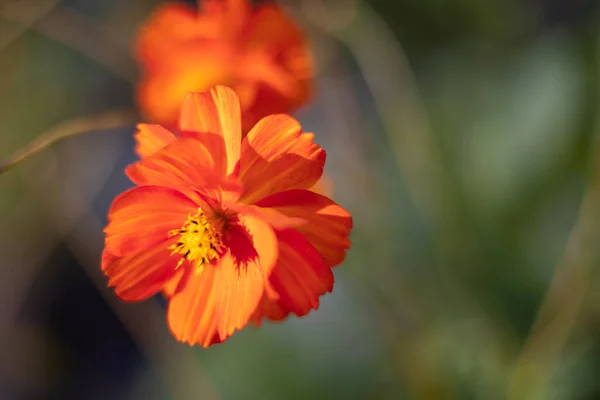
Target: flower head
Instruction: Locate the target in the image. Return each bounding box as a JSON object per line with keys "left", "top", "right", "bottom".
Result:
{"left": 102, "top": 86, "right": 351, "bottom": 347}
{"left": 134, "top": 0, "right": 313, "bottom": 133}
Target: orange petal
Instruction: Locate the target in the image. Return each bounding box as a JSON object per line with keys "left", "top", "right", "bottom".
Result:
{"left": 126, "top": 137, "right": 225, "bottom": 191}
{"left": 162, "top": 268, "right": 185, "bottom": 298}
{"left": 136, "top": 48, "right": 232, "bottom": 127}
{"left": 232, "top": 213, "right": 278, "bottom": 278}
{"left": 252, "top": 295, "right": 288, "bottom": 325}
{"left": 179, "top": 86, "right": 241, "bottom": 175}
{"left": 199, "top": 0, "right": 247, "bottom": 40}
{"left": 240, "top": 5, "right": 313, "bottom": 122}
{"left": 236, "top": 51, "right": 298, "bottom": 100}
{"left": 253, "top": 229, "right": 333, "bottom": 323}
{"left": 104, "top": 186, "right": 197, "bottom": 257}
{"left": 213, "top": 251, "right": 264, "bottom": 340}
{"left": 211, "top": 0, "right": 248, "bottom": 38}
{"left": 245, "top": 5, "right": 307, "bottom": 51}
{"left": 238, "top": 114, "right": 325, "bottom": 204}
{"left": 255, "top": 189, "right": 352, "bottom": 266}
{"left": 103, "top": 238, "right": 180, "bottom": 301}
{"left": 167, "top": 265, "right": 222, "bottom": 347}
{"left": 232, "top": 81, "right": 258, "bottom": 112}
{"left": 178, "top": 131, "right": 227, "bottom": 175}
{"left": 309, "top": 174, "right": 333, "bottom": 197}
{"left": 212, "top": 214, "right": 277, "bottom": 339}
{"left": 244, "top": 5, "right": 312, "bottom": 83}
{"left": 101, "top": 248, "right": 119, "bottom": 272}
{"left": 134, "top": 124, "right": 177, "bottom": 158}
{"left": 134, "top": 3, "right": 213, "bottom": 68}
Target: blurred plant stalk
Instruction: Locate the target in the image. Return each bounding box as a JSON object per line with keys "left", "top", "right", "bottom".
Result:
{"left": 508, "top": 170, "right": 600, "bottom": 399}
{"left": 0, "top": 109, "right": 136, "bottom": 174}
{"left": 0, "top": 1, "right": 142, "bottom": 174}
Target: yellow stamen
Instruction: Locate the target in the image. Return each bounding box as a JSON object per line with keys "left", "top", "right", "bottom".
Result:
{"left": 168, "top": 209, "right": 224, "bottom": 274}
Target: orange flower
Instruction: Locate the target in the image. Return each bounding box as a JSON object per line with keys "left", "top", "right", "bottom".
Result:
{"left": 102, "top": 86, "right": 351, "bottom": 347}
{"left": 134, "top": 0, "right": 313, "bottom": 133}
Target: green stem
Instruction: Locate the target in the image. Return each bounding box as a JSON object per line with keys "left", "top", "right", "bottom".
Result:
{"left": 508, "top": 174, "right": 600, "bottom": 399}
{"left": 0, "top": 109, "right": 137, "bottom": 174}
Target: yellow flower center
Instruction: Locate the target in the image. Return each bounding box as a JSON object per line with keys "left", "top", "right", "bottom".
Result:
{"left": 168, "top": 209, "right": 224, "bottom": 274}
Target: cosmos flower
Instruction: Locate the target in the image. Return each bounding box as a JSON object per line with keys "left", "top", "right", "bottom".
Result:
{"left": 102, "top": 86, "right": 351, "bottom": 347}
{"left": 134, "top": 0, "right": 313, "bottom": 133}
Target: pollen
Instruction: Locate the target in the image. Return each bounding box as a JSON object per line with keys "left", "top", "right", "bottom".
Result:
{"left": 168, "top": 209, "right": 224, "bottom": 274}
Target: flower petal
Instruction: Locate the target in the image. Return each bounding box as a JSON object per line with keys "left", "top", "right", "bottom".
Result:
{"left": 103, "top": 239, "right": 180, "bottom": 301}
{"left": 134, "top": 3, "right": 201, "bottom": 68}
{"left": 212, "top": 214, "right": 278, "bottom": 339}
{"left": 162, "top": 268, "right": 185, "bottom": 298}
{"left": 167, "top": 266, "right": 222, "bottom": 347}
{"left": 253, "top": 229, "right": 333, "bottom": 323}
{"left": 178, "top": 131, "right": 228, "bottom": 177}
{"left": 245, "top": 5, "right": 310, "bottom": 54}
{"left": 213, "top": 251, "right": 264, "bottom": 340}
{"left": 179, "top": 86, "right": 241, "bottom": 175}
{"left": 136, "top": 51, "right": 232, "bottom": 127}
{"left": 104, "top": 186, "right": 197, "bottom": 257}
{"left": 232, "top": 213, "right": 278, "bottom": 277}
{"left": 252, "top": 295, "right": 288, "bottom": 325}
{"left": 101, "top": 248, "right": 119, "bottom": 272}
{"left": 309, "top": 174, "right": 333, "bottom": 197}
{"left": 126, "top": 137, "right": 225, "bottom": 190}
{"left": 134, "top": 124, "right": 177, "bottom": 158}
{"left": 238, "top": 114, "right": 325, "bottom": 204}
{"left": 242, "top": 5, "right": 313, "bottom": 105}
{"left": 255, "top": 189, "right": 352, "bottom": 266}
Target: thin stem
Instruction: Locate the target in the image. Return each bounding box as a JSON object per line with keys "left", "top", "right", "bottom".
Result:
{"left": 507, "top": 174, "right": 600, "bottom": 399}
{"left": 0, "top": 109, "right": 137, "bottom": 174}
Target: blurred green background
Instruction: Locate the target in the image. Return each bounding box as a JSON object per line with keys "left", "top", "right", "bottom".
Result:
{"left": 2, "top": 0, "right": 600, "bottom": 399}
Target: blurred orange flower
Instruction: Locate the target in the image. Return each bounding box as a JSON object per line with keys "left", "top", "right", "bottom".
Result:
{"left": 102, "top": 86, "right": 351, "bottom": 347}
{"left": 134, "top": 0, "right": 313, "bottom": 133}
